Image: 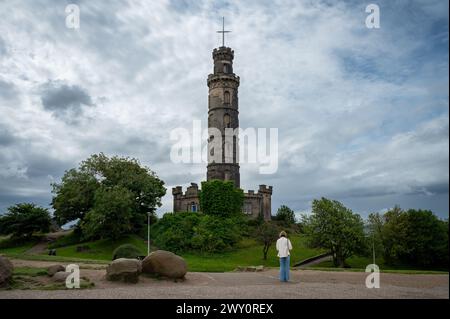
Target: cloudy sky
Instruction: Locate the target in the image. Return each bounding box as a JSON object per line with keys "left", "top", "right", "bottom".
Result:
{"left": 0, "top": 0, "right": 448, "bottom": 219}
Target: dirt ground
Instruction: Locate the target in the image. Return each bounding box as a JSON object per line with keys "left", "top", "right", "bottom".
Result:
{"left": 1, "top": 258, "right": 448, "bottom": 299}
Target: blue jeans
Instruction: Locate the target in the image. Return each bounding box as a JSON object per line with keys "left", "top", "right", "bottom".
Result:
{"left": 279, "top": 256, "right": 290, "bottom": 282}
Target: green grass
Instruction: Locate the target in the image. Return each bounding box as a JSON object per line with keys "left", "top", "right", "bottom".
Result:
{"left": 44, "top": 235, "right": 147, "bottom": 261}
{"left": 180, "top": 235, "right": 324, "bottom": 272}
{"left": 0, "top": 237, "right": 38, "bottom": 255}
{"left": 13, "top": 267, "right": 48, "bottom": 277}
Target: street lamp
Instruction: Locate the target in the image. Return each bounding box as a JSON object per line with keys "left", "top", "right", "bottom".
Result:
{"left": 147, "top": 211, "right": 151, "bottom": 256}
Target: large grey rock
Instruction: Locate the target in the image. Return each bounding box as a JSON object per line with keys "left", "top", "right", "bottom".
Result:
{"left": 47, "top": 264, "right": 65, "bottom": 276}
{"left": 142, "top": 250, "right": 187, "bottom": 279}
{"left": 52, "top": 271, "right": 70, "bottom": 282}
{"left": 106, "top": 258, "right": 142, "bottom": 283}
{"left": 0, "top": 256, "right": 13, "bottom": 287}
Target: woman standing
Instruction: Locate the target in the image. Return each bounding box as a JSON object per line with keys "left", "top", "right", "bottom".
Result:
{"left": 276, "top": 230, "right": 293, "bottom": 282}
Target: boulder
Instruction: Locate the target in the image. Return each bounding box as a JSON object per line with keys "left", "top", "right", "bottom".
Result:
{"left": 47, "top": 264, "right": 65, "bottom": 276}
{"left": 142, "top": 250, "right": 187, "bottom": 279}
{"left": 106, "top": 258, "right": 142, "bottom": 283}
{"left": 52, "top": 271, "right": 70, "bottom": 282}
{"left": 0, "top": 256, "right": 13, "bottom": 287}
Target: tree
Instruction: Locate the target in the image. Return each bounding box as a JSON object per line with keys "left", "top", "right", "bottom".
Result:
{"left": 0, "top": 203, "right": 51, "bottom": 239}
{"left": 255, "top": 222, "right": 279, "bottom": 260}
{"left": 302, "top": 198, "right": 366, "bottom": 267}
{"left": 275, "top": 205, "right": 296, "bottom": 226}
{"left": 80, "top": 186, "right": 135, "bottom": 241}
{"left": 51, "top": 153, "right": 166, "bottom": 237}
{"left": 199, "top": 180, "right": 244, "bottom": 217}
{"left": 368, "top": 206, "right": 449, "bottom": 268}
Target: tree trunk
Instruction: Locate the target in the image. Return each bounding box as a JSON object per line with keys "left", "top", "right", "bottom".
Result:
{"left": 263, "top": 243, "right": 269, "bottom": 260}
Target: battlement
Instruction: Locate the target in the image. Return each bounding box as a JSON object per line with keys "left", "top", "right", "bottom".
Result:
{"left": 172, "top": 183, "right": 199, "bottom": 197}
{"left": 258, "top": 184, "right": 273, "bottom": 194}
{"left": 213, "top": 47, "right": 234, "bottom": 60}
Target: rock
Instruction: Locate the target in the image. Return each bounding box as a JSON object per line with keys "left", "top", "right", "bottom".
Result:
{"left": 0, "top": 256, "right": 13, "bottom": 287}
{"left": 142, "top": 250, "right": 187, "bottom": 279}
{"left": 47, "top": 265, "right": 65, "bottom": 276}
{"left": 52, "top": 271, "right": 70, "bottom": 282}
{"left": 235, "top": 265, "right": 265, "bottom": 272}
{"left": 106, "top": 258, "right": 142, "bottom": 283}
{"left": 255, "top": 265, "right": 265, "bottom": 272}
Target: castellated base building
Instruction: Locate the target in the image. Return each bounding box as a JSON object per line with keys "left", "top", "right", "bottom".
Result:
{"left": 172, "top": 45, "right": 273, "bottom": 220}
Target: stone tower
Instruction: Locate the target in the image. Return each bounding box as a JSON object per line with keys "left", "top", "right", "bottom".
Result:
{"left": 206, "top": 46, "right": 240, "bottom": 188}
{"left": 172, "top": 21, "right": 273, "bottom": 220}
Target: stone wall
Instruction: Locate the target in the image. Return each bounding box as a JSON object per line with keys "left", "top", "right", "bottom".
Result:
{"left": 172, "top": 183, "right": 272, "bottom": 220}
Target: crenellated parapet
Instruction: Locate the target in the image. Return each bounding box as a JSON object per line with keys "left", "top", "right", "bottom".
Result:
{"left": 172, "top": 183, "right": 200, "bottom": 212}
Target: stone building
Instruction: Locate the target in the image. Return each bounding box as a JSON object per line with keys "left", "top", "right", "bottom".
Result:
{"left": 172, "top": 41, "right": 273, "bottom": 220}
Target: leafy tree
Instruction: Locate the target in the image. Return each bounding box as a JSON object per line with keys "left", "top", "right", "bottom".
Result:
{"left": 302, "top": 197, "right": 366, "bottom": 267}
{"left": 199, "top": 180, "right": 244, "bottom": 217}
{"left": 368, "top": 206, "right": 449, "bottom": 268}
{"left": 274, "top": 205, "right": 296, "bottom": 226}
{"left": 51, "top": 153, "right": 166, "bottom": 237}
{"left": 80, "top": 186, "right": 134, "bottom": 241}
{"left": 0, "top": 203, "right": 51, "bottom": 239}
{"left": 255, "top": 222, "right": 279, "bottom": 260}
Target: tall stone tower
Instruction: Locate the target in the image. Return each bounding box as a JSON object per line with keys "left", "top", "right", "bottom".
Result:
{"left": 172, "top": 19, "right": 272, "bottom": 219}
{"left": 206, "top": 46, "right": 240, "bottom": 188}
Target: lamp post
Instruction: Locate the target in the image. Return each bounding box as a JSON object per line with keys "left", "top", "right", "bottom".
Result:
{"left": 147, "top": 211, "right": 151, "bottom": 256}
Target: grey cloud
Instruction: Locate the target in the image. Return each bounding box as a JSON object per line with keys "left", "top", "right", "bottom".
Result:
{"left": 40, "top": 81, "right": 93, "bottom": 121}
{"left": 0, "top": 36, "right": 7, "bottom": 56}
{"left": 0, "top": 128, "right": 17, "bottom": 146}
{"left": 0, "top": 80, "right": 17, "bottom": 101}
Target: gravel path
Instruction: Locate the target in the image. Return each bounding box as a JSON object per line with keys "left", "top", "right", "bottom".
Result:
{"left": 1, "top": 259, "right": 448, "bottom": 299}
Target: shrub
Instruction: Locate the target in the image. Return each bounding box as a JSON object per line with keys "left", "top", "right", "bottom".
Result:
{"left": 191, "top": 215, "right": 243, "bottom": 253}
{"left": 152, "top": 212, "right": 243, "bottom": 253}
{"left": 112, "top": 244, "right": 144, "bottom": 260}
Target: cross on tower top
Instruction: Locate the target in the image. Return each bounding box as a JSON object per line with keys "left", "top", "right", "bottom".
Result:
{"left": 216, "top": 17, "right": 231, "bottom": 47}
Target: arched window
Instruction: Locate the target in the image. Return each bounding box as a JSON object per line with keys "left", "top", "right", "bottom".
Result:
{"left": 223, "top": 64, "right": 229, "bottom": 73}
{"left": 191, "top": 202, "right": 197, "bottom": 212}
{"left": 224, "top": 91, "right": 230, "bottom": 104}
{"left": 224, "top": 113, "right": 231, "bottom": 128}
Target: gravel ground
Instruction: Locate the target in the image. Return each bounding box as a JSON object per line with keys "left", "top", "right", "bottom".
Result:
{"left": 1, "top": 259, "right": 448, "bottom": 299}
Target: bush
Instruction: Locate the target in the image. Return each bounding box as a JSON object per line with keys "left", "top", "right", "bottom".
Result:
{"left": 152, "top": 212, "right": 202, "bottom": 253}
{"left": 152, "top": 212, "right": 243, "bottom": 253}
{"left": 112, "top": 244, "right": 144, "bottom": 260}
{"left": 191, "top": 215, "right": 243, "bottom": 253}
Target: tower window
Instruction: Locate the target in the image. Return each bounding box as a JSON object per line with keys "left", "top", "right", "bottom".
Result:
{"left": 223, "top": 64, "right": 229, "bottom": 73}
{"left": 224, "top": 113, "right": 231, "bottom": 128}
{"left": 224, "top": 91, "right": 230, "bottom": 104}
